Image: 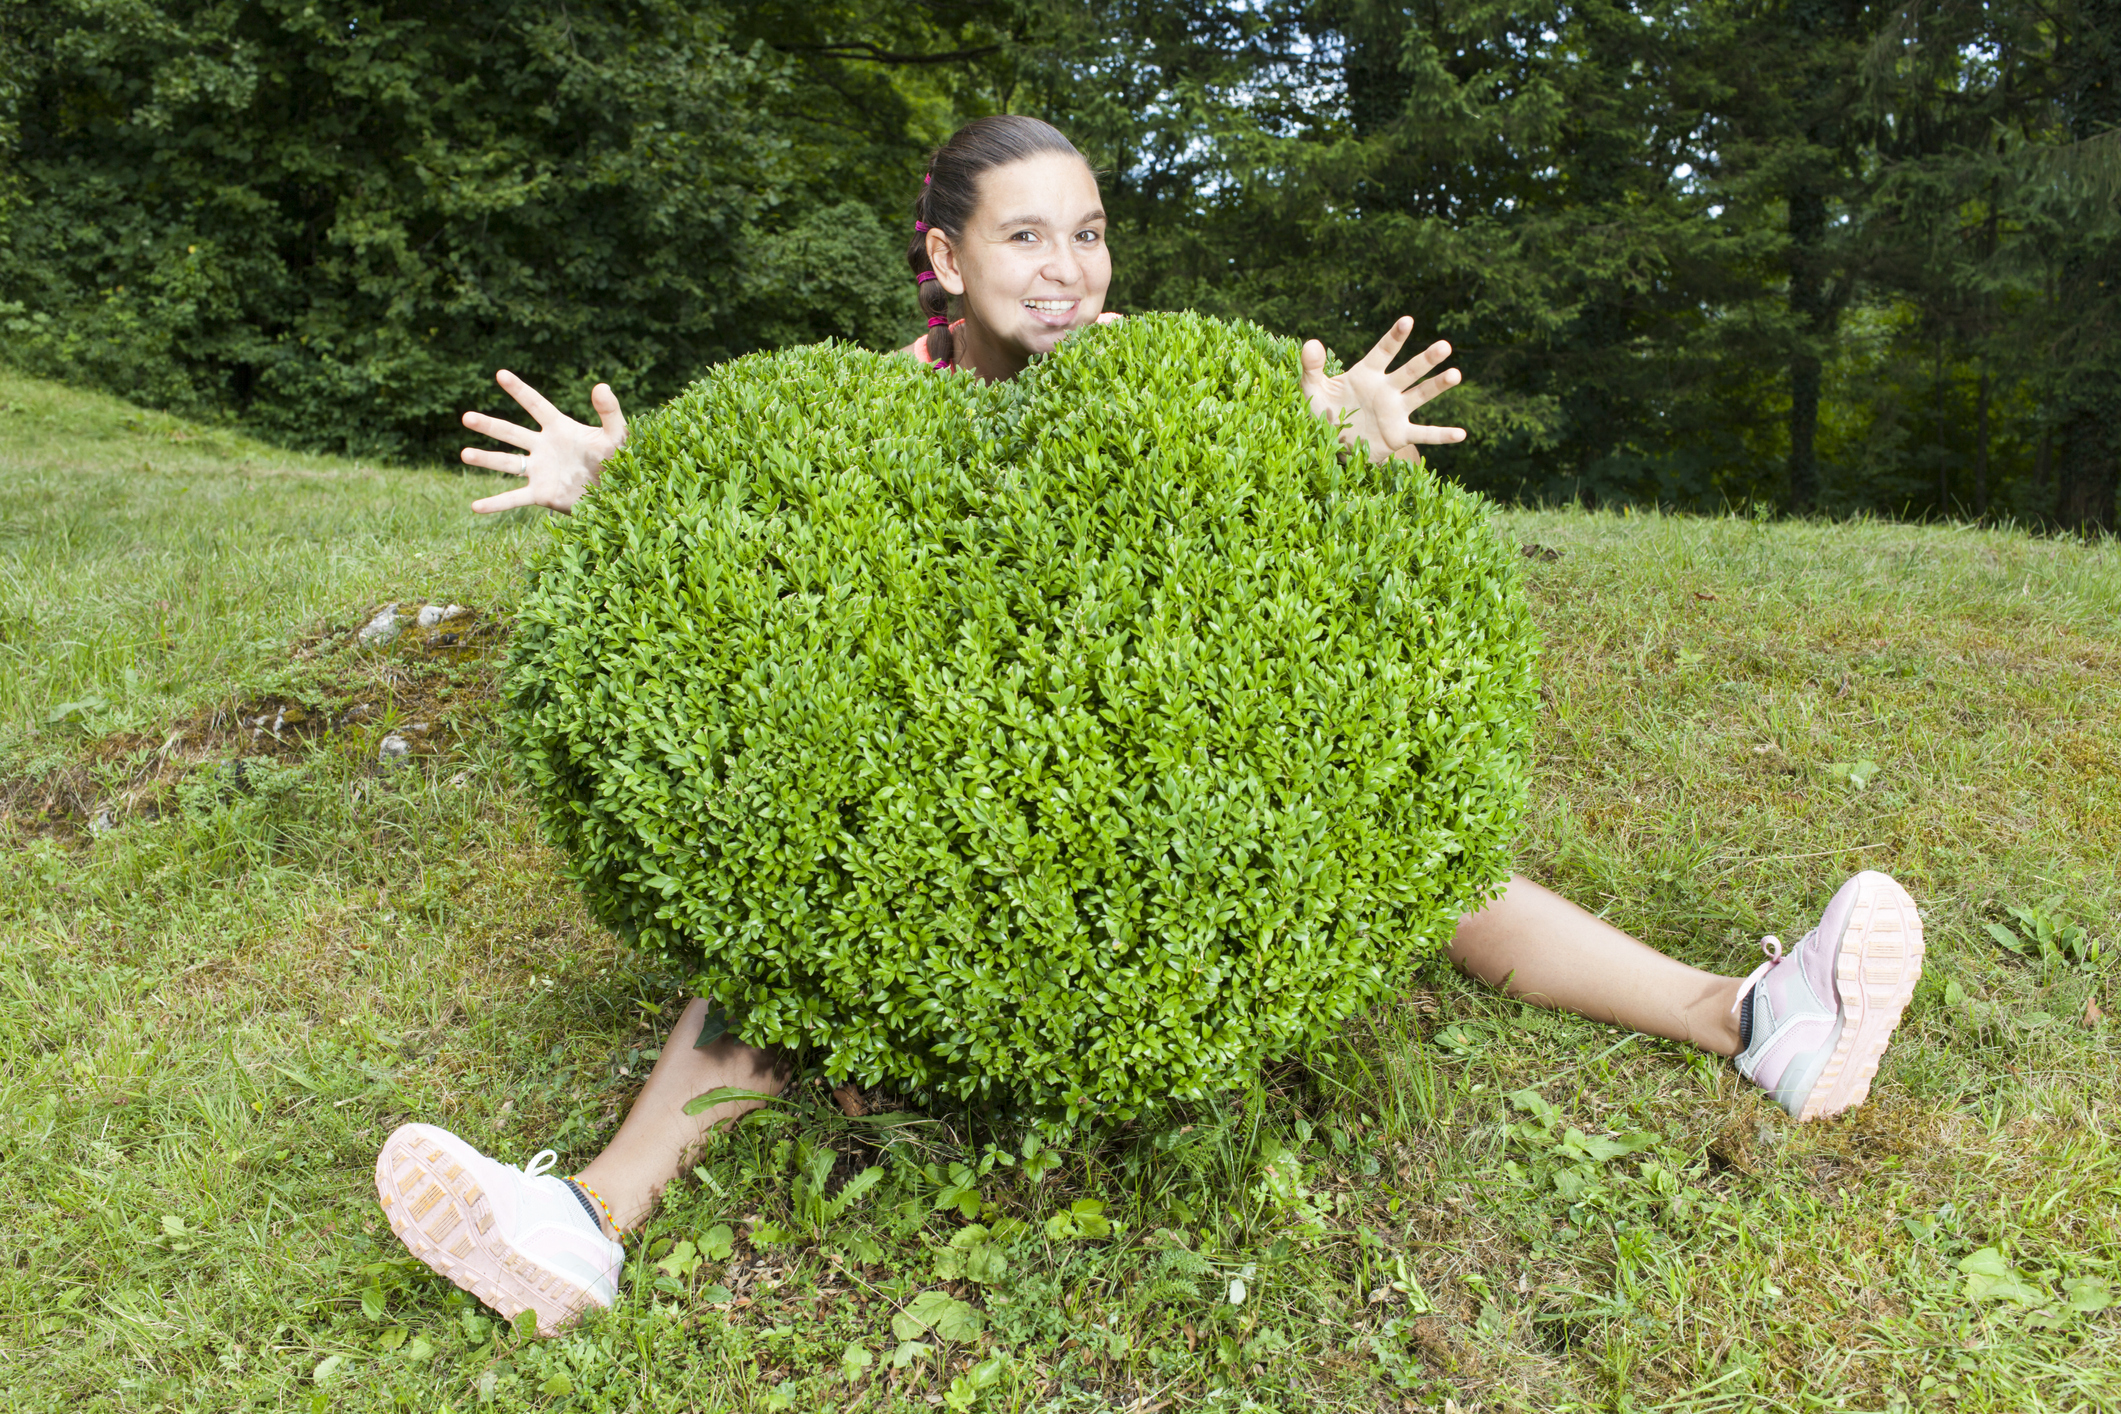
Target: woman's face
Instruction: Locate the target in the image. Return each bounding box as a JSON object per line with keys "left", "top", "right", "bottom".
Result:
{"left": 928, "top": 152, "right": 1110, "bottom": 364}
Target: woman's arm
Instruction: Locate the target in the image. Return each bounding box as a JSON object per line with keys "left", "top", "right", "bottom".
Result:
{"left": 1299, "top": 317, "right": 1465, "bottom": 464}
{"left": 460, "top": 371, "right": 628, "bottom": 514}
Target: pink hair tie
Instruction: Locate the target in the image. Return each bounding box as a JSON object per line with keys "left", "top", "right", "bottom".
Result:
{"left": 915, "top": 271, "right": 936, "bottom": 284}
{"left": 928, "top": 316, "right": 948, "bottom": 328}
{"left": 914, "top": 222, "right": 930, "bottom": 233}
{"left": 923, "top": 173, "right": 932, "bottom": 184}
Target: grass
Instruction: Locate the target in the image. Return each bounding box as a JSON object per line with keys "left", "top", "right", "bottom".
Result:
{"left": 2, "top": 364, "right": 2117, "bottom": 1413}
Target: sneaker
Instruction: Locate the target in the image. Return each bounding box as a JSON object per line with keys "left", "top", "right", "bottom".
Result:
{"left": 1732, "top": 870, "right": 1925, "bottom": 1121}
{"left": 374, "top": 1124, "right": 624, "bottom": 1336}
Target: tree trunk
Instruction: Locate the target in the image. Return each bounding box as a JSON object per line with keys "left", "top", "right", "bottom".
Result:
{"left": 1934, "top": 338, "right": 1950, "bottom": 515}
{"left": 2050, "top": 0, "right": 2121, "bottom": 532}
{"left": 2056, "top": 406, "right": 2117, "bottom": 533}
{"left": 1786, "top": 188, "right": 1829, "bottom": 511}
{"left": 1975, "top": 370, "right": 1991, "bottom": 518}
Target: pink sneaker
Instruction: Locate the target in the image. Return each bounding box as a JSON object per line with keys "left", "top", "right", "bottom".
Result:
{"left": 1731, "top": 871, "right": 1925, "bottom": 1121}
{"left": 375, "top": 1124, "right": 624, "bottom": 1337}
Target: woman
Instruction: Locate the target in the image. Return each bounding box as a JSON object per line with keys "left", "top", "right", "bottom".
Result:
{"left": 377, "top": 116, "right": 1924, "bottom": 1336}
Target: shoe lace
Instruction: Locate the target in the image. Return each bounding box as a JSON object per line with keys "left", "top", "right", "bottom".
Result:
{"left": 521, "top": 1149, "right": 623, "bottom": 1240}
{"left": 1729, "top": 933, "right": 1795, "bottom": 1018}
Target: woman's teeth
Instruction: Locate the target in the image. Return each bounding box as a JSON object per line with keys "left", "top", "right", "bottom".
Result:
{"left": 1024, "top": 300, "right": 1074, "bottom": 312}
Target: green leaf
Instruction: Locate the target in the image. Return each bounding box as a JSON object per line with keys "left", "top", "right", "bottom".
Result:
{"left": 1506, "top": 1089, "right": 1560, "bottom": 1126}
{"left": 654, "top": 1239, "right": 698, "bottom": 1282}
{"left": 680, "top": 1086, "right": 781, "bottom": 1117}
{"left": 1984, "top": 922, "right": 2026, "bottom": 955}
{"left": 541, "top": 1375, "right": 573, "bottom": 1396}
{"left": 2064, "top": 1276, "right": 2112, "bottom": 1313}
{"left": 311, "top": 1355, "right": 344, "bottom": 1386}
{"left": 1560, "top": 1128, "right": 1658, "bottom": 1164}
{"left": 1958, "top": 1248, "right": 2045, "bottom": 1305}
{"left": 360, "top": 1284, "right": 385, "bottom": 1320}
{"left": 699, "top": 1223, "right": 735, "bottom": 1262}
{"left": 840, "top": 1342, "right": 874, "bottom": 1378}
{"left": 827, "top": 1166, "right": 885, "bottom": 1217}
{"left": 890, "top": 1340, "right": 932, "bottom": 1368}
{"left": 694, "top": 1008, "right": 728, "bottom": 1048}
{"left": 896, "top": 1290, "right": 983, "bottom": 1343}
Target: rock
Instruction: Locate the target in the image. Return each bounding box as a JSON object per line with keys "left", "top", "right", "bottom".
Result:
{"left": 441, "top": 603, "right": 469, "bottom": 622}
{"left": 416, "top": 604, "right": 445, "bottom": 627}
{"left": 378, "top": 732, "right": 412, "bottom": 762}
{"left": 358, "top": 604, "right": 401, "bottom": 644}
{"left": 90, "top": 810, "right": 116, "bottom": 836}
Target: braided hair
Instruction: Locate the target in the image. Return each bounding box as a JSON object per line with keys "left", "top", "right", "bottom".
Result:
{"left": 908, "top": 116, "right": 1085, "bottom": 370}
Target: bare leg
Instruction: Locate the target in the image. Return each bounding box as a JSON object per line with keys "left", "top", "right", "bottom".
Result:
{"left": 574, "top": 998, "right": 790, "bottom": 1232}
{"left": 1450, "top": 875, "right": 1745, "bottom": 1056}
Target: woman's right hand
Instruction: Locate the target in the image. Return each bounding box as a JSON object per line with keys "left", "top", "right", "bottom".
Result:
{"left": 461, "top": 370, "right": 628, "bottom": 514}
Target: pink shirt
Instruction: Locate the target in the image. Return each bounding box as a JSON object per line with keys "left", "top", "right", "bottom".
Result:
{"left": 900, "top": 321, "right": 967, "bottom": 368}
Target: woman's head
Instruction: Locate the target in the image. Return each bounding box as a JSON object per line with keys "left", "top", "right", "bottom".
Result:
{"left": 909, "top": 116, "right": 1109, "bottom": 374}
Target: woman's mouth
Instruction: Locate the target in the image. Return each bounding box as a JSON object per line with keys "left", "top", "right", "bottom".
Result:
{"left": 1022, "top": 298, "right": 1079, "bottom": 327}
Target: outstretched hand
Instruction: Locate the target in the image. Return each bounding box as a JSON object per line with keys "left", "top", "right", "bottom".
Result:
{"left": 461, "top": 371, "right": 627, "bottom": 515}
{"left": 1299, "top": 317, "right": 1466, "bottom": 464}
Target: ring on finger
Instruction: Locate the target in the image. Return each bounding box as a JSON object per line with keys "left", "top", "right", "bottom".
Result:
{"left": 517, "top": 454, "right": 530, "bottom": 476}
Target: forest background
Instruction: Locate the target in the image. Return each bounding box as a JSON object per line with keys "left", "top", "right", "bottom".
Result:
{"left": 2, "top": 0, "right": 2117, "bottom": 529}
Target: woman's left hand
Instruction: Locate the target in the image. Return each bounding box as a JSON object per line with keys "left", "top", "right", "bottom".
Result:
{"left": 1300, "top": 316, "right": 1466, "bottom": 464}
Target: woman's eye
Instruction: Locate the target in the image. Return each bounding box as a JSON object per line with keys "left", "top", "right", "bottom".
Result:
{"left": 1076, "top": 230, "right": 1102, "bottom": 245}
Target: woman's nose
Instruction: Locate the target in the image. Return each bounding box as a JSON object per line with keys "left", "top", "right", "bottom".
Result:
{"left": 1041, "top": 245, "right": 1083, "bottom": 287}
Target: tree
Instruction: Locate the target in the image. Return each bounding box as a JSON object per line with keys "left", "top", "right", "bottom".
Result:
{"left": 0, "top": 0, "right": 914, "bottom": 460}
{"left": 2050, "top": 0, "right": 2121, "bottom": 530}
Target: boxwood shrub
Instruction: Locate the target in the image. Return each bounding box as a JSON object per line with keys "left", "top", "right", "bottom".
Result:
{"left": 506, "top": 312, "right": 1538, "bottom": 1122}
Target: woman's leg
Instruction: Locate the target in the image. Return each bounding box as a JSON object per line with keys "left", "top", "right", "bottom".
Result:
{"left": 1450, "top": 875, "right": 1745, "bottom": 1056}
{"left": 1452, "top": 870, "right": 1925, "bottom": 1122}
{"left": 574, "top": 998, "right": 790, "bottom": 1231}
{"left": 376, "top": 997, "right": 789, "bottom": 1336}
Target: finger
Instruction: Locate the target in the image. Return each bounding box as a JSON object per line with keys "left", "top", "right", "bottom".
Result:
{"left": 590, "top": 382, "right": 628, "bottom": 444}
{"left": 461, "top": 410, "right": 537, "bottom": 450}
{"left": 1394, "top": 424, "right": 1469, "bottom": 446}
{"left": 1299, "top": 338, "right": 1329, "bottom": 397}
{"left": 461, "top": 447, "right": 530, "bottom": 476}
{"left": 1388, "top": 340, "right": 1455, "bottom": 391}
{"left": 1357, "top": 316, "right": 1414, "bottom": 371}
{"left": 470, "top": 484, "right": 542, "bottom": 515}
{"left": 495, "top": 369, "right": 563, "bottom": 428}
{"left": 1402, "top": 367, "right": 1463, "bottom": 408}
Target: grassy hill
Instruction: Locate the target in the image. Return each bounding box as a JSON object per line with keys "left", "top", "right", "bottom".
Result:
{"left": 2, "top": 366, "right": 2116, "bottom": 1412}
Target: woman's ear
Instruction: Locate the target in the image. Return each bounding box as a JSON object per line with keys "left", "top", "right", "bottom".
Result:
{"left": 927, "top": 230, "right": 966, "bottom": 297}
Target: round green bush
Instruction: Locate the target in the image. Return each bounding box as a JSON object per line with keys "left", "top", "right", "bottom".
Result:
{"left": 506, "top": 312, "right": 1538, "bottom": 1121}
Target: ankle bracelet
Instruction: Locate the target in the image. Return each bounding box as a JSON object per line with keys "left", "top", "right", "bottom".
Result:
{"left": 567, "top": 1177, "right": 625, "bottom": 1239}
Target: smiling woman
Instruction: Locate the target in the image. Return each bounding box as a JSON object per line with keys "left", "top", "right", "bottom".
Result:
{"left": 901, "top": 117, "right": 1117, "bottom": 378}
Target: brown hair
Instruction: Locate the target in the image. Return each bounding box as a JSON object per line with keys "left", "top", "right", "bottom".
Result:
{"left": 908, "top": 116, "right": 1086, "bottom": 370}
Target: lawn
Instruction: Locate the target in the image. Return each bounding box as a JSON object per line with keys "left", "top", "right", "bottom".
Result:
{"left": 2, "top": 365, "right": 2117, "bottom": 1413}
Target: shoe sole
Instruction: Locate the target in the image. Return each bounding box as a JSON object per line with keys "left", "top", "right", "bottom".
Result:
{"left": 1799, "top": 872, "right": 1925, "bottom": 1121}
{"left": 374, "top": 1125, "right": 596, "bottom": 1338}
